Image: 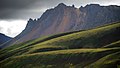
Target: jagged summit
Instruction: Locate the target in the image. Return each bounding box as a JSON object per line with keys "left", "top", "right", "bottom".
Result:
{"left": 54, "top": 3, "right": 68, "bottom": 10}
{"left": 26, "top": 18, "right": 36, "bottom": 29}
{"left": 27, "top": 18, "right": 34, "bottom": 24}
{"left": 57, "top": 3, "right": 66, "bottom": 7}
{"left": 79, "top": 4, "right": 101, "bottom": 10}
{"left": 86, "top": 4, "right": 100, "bottom": 7}
{"left": 72, "top": 4, "right": 75, "bottom": 7}
{"left": 55, "top": 3, "right": 77, "bottom": 9}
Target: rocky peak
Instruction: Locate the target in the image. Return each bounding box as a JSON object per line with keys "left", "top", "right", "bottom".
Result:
{"left": 80, "top": 4, "right": 100, "bottom": 12}
{"left": 25, "top": 18, "right": 37, "bottom": 30}
{"left": 57, "top": 3, "right": 66, "bottom": 7}
{"left": 72, "top": 4, "right": 75, "bottom": 8}
{"left": 85, "top": 4, "right": 100, "bottom": 8}
{"left": 28, "top": 18, "right": 33, "bottom": 22}
{"left": 80, "top": 4, "right": 100, "bottom": 9}
{"left": 54, "top": 3, "right": 68, "bottom": 10}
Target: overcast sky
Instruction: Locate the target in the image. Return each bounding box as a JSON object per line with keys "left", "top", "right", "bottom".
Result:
{"left": 0, "top": 0, "right": 120, "bottom": 37}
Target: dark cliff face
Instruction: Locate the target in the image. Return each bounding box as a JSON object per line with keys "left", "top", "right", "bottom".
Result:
{"left": 1, "top": 3, "right": 120, "bottom": 47}
{"left": 79, "top": 4, "right": 120, "bottom": 29}
{"left": 0, "top": 33, "right": 12, "bottom": 46}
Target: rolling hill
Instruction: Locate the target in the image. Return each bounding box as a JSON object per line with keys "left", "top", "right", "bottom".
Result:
{"left": 0, "top": 22, "right": 120, "bottom": 68}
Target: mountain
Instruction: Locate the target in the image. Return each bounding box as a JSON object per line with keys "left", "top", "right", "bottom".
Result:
{"left": 0, "top": 33, "right": 12, "bottom": 46}
{"left": 1, "top": 3, "right": 120, "bottom": 48}
{"left": 0, "top": 22, "right": 120, "bottom": 68}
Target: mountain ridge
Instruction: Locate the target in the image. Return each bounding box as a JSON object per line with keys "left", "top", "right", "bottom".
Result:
{"left": 0, "top": 33, "right": 12, "bottom": 46}
{"left": 1, "top": 3, "right": 120, "bottom": 48}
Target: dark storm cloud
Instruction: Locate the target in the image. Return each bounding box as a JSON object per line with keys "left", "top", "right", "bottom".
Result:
{"left": 0, "top": 0, "right": 67, "bottom": 20}
{"left": 0, "top": 0, "right": 120, "bottom": 20}
{"left": 0, "top": 9, "right": 43, "bottom": 20}
{"left": 0, "top": 0, "right": 35, "bottom": 9}
{"left": 0, "top": 0, "right": 43, "bottom": 20}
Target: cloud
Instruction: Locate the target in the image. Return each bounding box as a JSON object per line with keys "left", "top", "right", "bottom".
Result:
{"left": 0, "top": 0, "right": 35, "bottom": 9}
{"left": 0, "top": 0, "right": 42, "bottom": 20}
{"left": 0, "top": 27, "right": 3, "bottom": 32}
{"left": 0, "top": 0, "right": 120, "bottom": 20}
{"left": 0, "top": 9, "right": 45, "bottom": 20}
{"left": 0, "top": 0, "right": 65, "bottom": 20}
{"left": 0, "top": 20, "right": 27, "bottom": 37}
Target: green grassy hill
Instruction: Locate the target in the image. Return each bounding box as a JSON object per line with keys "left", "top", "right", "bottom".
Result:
{"left": 0, "top": 22, "right": 120, "bottom": 68}
{"left": 85, "top": 51, "right": 120, "bottom": 68}
{"left": 103, "top": 40, "right": 120, "bottom": 48}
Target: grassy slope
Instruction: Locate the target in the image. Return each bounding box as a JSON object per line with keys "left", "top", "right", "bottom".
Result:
{"left": 0, "top": 22, "right": 120, "bottom": 68}
{"left": 26, "top": 22, "right": 120, "bottom": 54}
{"left": 0, "top": 30, "right": 84, "bottom": 61}
{"left": 103, "top": 40, "right": 120, "bottom": 48}
{"left": 0, "top": 30, "right": 83, "bottom": 55}
{"left": 85, "top": 50, "right": 120, "bottom": 68}
{"left": 0, "top": 48, "right": 120, "bottom": 68}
